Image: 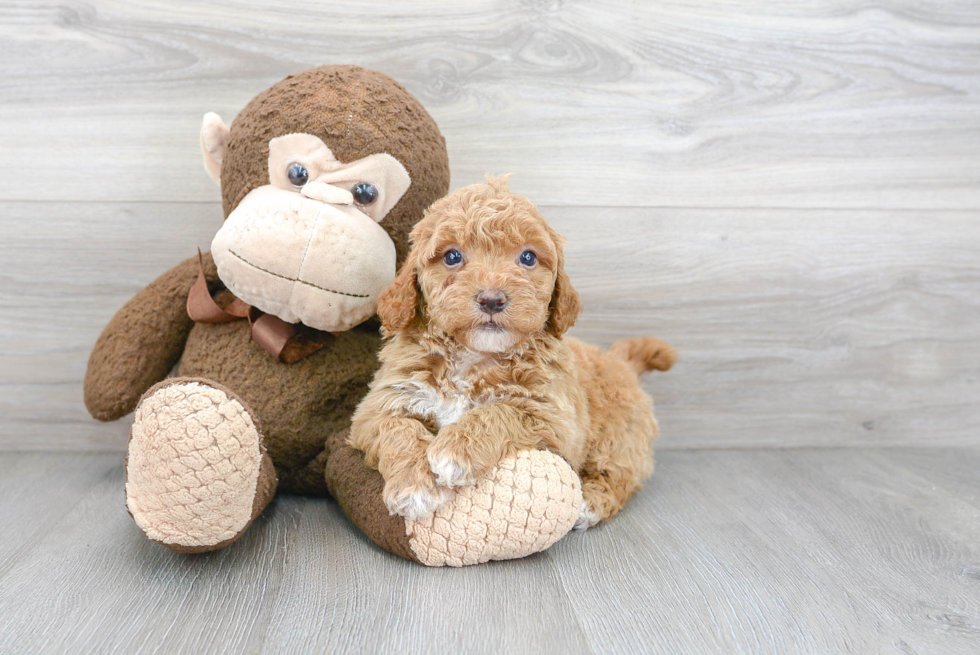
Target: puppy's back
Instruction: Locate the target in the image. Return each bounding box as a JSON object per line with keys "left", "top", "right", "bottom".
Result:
{"left": 564, "top": 337, "right": 663, "bottom": 427}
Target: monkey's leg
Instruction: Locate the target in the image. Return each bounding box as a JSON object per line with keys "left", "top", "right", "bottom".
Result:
{"left": 326, "top": 433, "right": 582, "bottom": 567}
{"left": 126, "top": 377, "right": 277, "bottom": 553}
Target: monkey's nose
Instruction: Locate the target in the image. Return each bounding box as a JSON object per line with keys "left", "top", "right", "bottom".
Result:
{"left": 476, "top": 290, "right": 507, "bottom": 314}
{"left": 301, "top": 181, "right": 354, "bottom": 205}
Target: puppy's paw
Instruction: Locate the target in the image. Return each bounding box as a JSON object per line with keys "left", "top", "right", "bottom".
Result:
{"left": 428, "top": 452, "right": 473, "bottom": 488}
{"left": 426, "top": 439, "right": 478, "bottom": 488}
{"left": 573, "top": 501, "right": 600, "bottom": 531}
{"left": 383, "top": 470, "right": 448, "bottom": 521}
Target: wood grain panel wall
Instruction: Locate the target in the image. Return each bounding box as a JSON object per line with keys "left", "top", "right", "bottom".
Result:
{"left": 1, "top": 0, "right": 977, "bottom": 450}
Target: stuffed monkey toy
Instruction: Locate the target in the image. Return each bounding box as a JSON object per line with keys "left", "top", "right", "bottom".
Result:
{"left": 84, "top": 65, "right": 583, "bottom": 566}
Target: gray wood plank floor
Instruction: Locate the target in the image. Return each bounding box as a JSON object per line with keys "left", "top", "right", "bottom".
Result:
{"left": 0, "top": 449, "right": 977, "bottom": 655}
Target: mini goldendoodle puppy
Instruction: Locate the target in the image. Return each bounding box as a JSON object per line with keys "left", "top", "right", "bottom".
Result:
{"left": 348, "top": 177, "right": 674, "bottom": 529}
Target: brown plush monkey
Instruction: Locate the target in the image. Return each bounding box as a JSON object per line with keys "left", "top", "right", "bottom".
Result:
{"left": 84, "top": 66, "right": 583, "bottom": 566}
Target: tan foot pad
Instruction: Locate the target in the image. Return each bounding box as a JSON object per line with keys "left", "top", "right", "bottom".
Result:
{"left": 127, "top": 381, "right": 263, "bottom": 549}
{"left": 406, "top": 450, "right": 582, "bottom": 567}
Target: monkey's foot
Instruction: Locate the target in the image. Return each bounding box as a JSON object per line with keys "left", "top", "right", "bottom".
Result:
{"left": 126, "top": 378, "right": 277, "bottom": 553}
{"left": 406, "top": 450, "right": 582, "bottom": 567}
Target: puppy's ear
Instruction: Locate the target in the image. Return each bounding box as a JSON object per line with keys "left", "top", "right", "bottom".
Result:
{"left": 377, "top": 255, "right": 419, "bottom": 334}
{"left": 547, "top": 240, "right": 582, "bottom": 338}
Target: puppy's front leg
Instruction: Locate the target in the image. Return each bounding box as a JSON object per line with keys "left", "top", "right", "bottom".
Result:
{"left": 427, "top": 403, "right": 558, "bottom": 488}
{"left": 350, "top": 414, "right": 447, "bottom": 520}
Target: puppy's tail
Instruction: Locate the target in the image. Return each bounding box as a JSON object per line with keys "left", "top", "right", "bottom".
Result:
{"left": 610, "top": 337, "right": 676, "bottom": 376}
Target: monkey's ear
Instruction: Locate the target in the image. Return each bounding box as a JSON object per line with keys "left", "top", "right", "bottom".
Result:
{"left": 200, "top": 112, "right": 231, "bottom": 186}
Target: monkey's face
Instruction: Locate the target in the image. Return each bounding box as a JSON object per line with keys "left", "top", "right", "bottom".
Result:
{"left": 210, "top": 133, "right": 411, "bottom": 332}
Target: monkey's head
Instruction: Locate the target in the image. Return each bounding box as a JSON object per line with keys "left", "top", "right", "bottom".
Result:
{"left": 199, "top": 65, "right": 450, "bottom": 333}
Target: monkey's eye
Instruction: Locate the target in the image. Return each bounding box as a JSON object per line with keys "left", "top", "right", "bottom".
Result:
{"left": 443, "top": 249, "right": 463, "bottom": 267}
{"left": 352, "top": 183, "right": 379, "bottom": 206}
{"left": 287, "top": 163, "right": 309, "bottom": 187}
{"left": 519, "top": 250, "right": 537, "bottom": 267}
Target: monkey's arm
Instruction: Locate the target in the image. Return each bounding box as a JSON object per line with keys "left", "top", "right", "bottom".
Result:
{"left": 84, "top": 253, "right": 217, "bottom": 421}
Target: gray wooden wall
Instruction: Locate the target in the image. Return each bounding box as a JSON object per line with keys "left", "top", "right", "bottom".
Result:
{"left": 2, "top": 0, "right": 978, "bottom": 450}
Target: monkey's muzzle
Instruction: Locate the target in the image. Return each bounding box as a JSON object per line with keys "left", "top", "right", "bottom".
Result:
{"left": 211, "top": 185, "right": 397, "bottom": 332}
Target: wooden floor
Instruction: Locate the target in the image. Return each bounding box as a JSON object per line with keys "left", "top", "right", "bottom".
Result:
{"left": 0, "top": 449, "right": 977, "bottom": 654}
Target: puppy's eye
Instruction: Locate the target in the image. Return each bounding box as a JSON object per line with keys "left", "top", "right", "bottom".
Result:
{"left": 287, "top": 163, "right": 309, "bottom": 187}
{"left": 519, "top": 250, "right": 537, "bottom": 267}
{"left": 352, "top": 183, "right": 379, "bottom": 206}
{"left": 443, "top": 249, "right": 463, "bottom": 267}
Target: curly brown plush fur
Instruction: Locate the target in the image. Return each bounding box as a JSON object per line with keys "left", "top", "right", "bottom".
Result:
{"left": 349, "top": 178, "right": 675, "bottom": 528}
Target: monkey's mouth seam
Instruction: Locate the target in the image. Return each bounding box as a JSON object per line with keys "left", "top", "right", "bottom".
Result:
{"left": 227, "top": 249, "right": 371, "bottom": 299}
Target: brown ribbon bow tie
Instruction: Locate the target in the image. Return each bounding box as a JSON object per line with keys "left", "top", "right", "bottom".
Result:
{"left": 186, "top": 249, "right": 330, "bottom": 363}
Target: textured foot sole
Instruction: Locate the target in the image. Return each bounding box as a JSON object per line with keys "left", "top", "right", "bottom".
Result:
{"left": 406, "top": 450, "right": 582, "bottom": 567}
{"left": 126, "top": 380, "right": 264, "bottom": 550}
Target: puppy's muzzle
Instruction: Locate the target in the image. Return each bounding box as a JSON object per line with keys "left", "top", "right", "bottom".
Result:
{"left": 476, "top": 289, "right": 508, "bottom": 315}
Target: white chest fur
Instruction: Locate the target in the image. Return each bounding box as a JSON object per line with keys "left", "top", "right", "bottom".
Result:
{"left": 389, "top": 351, "right": 500, "bottom": 429}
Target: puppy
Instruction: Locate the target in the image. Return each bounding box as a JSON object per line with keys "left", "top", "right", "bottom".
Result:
{"left": 348, "top": 177, "right": 674, "bottom": 529}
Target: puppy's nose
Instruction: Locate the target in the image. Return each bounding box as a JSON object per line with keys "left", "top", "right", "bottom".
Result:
{"left": 476, "top": 289, "right": 507, "bottom": 314}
